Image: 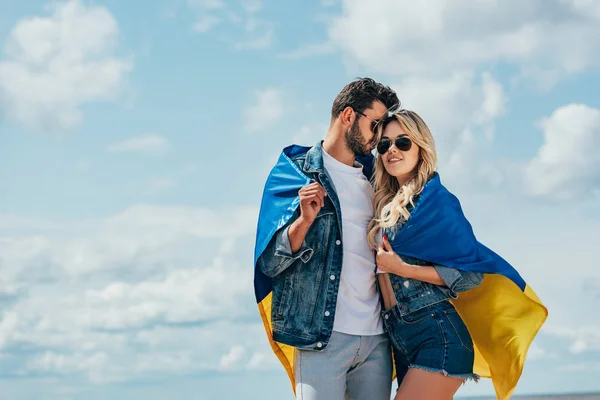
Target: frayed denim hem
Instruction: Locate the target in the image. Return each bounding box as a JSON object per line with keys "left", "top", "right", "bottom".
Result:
{"left": 409, "top": 364, "right": 480, "bottom": 383}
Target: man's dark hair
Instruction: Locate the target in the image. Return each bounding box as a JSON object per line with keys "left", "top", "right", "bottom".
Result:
{"left": 331, "top": 77, "right": 399, "bottom": 121}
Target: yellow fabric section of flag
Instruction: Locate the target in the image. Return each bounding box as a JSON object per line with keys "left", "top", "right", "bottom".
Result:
{"left": 451, "top": 274, "right": 548, "bottom": 400}
{"left": 258, "top": 292, "right": 296, "bottom": 393}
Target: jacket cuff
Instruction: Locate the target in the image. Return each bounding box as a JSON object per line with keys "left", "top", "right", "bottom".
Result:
{"left": 274, "top": 226, "right": 314, "bottom": 263}
{"left": 434, "top": 264, "right": 462, "bottom": 297}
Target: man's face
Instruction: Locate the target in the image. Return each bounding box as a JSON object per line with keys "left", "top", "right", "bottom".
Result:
{"left": 345, "top": 100, "right": 388, "bottom": 156}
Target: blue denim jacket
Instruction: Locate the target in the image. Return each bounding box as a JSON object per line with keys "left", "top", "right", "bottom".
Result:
{"left": 257, "top": 142, "right": 354, "bottom": 351}
{"left": 383, "top": 213, "right": 484, "bottom": 316}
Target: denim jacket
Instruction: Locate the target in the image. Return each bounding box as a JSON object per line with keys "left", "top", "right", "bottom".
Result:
{"left": 383, "top": 210, "right": 484, "bottom": 316}
{"left": 257, "top": 142, "right": 360, "bottom": 351}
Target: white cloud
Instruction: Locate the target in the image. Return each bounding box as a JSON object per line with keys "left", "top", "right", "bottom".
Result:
{"left": 244, "top": 88, "right": 284, "bottom": 133}
{"left": 526, "top": 343, "right": 548, "bottom": 361}
{"left": 189, "top": 0, "right": 225, "bottom": 32}
{"left": 234, "top": 25, "right": 274, "bottom": 50}
{"left": 0, "top": 205, "right": 258, "bottom": 284}
{"left": 234, "top": 2, "right": 273, "bottom": 50}
{"left": 189, "top": 0, "right": 274, "bottom": 50}
{"left": 0, "top": 0, "right": 131, "bottom": 131}
{"left": 393, "top": 72, "right": 505, "bottom": 138}
{"left": 560, "top": 363, "right": 600, "bottom": 372}
{"left": 193, "top": 15, "right": 221, "bottom": 32}
{"left": 218, "top": 346, "right": 246, "bottom": 370}
{"left": 477, "top": 73, "right": 507, "bottom": 125}
{"left": 0, "top": 204, "right": 274, "bottom": 383}
{"left": 28, "top": 352, "right": 113, "bottom": 383}
{"left": 328, "top": 0, "right": 600, "bottom": 84}
{"left": 81, "top": 259, "right": 251, "bottom": 330}
{"left": 107, "top": 134, "right": 168, "bottom": 153}
{"left": 240, "top": 0, "right": 262, "bottom": 14}
{"left": 291, "top": 123, "right": 329, "bottom": 146}
{"left": 544, "top": 325, "right": 600, "bottom": 354}
{"left": 524, "top": 103, "right": 600, "bottom": 199}
{"left": 391, "top": 72, "right": 507, "bottom": 188}
{"left": 189, "top": 0, "right": 224, "bottom": 7}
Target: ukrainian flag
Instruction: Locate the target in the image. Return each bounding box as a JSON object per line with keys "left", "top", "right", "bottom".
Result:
{"left": 253, "top": 145, "right": 312, "bottom": 392}
{"left": 254, "top": 145, "right": 547, "bottom": 400}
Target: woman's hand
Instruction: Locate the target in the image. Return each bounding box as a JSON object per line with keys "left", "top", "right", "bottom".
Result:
{"left": 377, "top": 236, "right": 447, "bottom": 286}
{"left": 376, "top": 236, "right": 415, "bottom": 277}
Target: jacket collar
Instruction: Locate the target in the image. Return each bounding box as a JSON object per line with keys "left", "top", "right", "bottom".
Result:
{"left": 303, "top": 141, "right": 375, "bottom": 179}
{"left": 303, "top": 141, "right": 325, "bottom": 174}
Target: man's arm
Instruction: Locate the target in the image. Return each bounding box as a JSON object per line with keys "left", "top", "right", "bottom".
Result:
{"left": 287, "top": 216, "right": 314, "bottom": 253}
{"left": 257, "top": 182, "right": 327, "bottom": 278}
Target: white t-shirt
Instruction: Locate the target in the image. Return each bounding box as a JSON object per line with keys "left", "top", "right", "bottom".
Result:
{"left": 322, "top": 149, "right": 384, "bottom": 336}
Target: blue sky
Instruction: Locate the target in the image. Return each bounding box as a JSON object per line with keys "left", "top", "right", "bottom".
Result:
{"left": 0, "top": 0, "right": 599, "bottom": 399}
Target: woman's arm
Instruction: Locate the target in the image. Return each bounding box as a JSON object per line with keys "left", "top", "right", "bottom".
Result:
{"left": 376, "top": 236, "right": 445, "bottom": 286}
{"left": 376, "top": 236, "right": 484, "bottom": 291}
{"left": 377, "top": 250, "right": 445, "bottom": 286}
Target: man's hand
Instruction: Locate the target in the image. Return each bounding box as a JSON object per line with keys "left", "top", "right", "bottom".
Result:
{"left": 287, "top": 182, "right": 327, "bottom": 253}
{"left": 298, "top": 182, "right": 327, "bottom": 225}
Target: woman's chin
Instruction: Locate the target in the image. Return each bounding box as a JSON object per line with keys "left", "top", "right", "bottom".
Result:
{"left": 385, "top": 165, "right": 409, "bottom": 179}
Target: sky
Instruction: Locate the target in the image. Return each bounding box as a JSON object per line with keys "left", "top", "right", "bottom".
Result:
{"left": 0, "top": 0, "right": 599, "bottom": 399}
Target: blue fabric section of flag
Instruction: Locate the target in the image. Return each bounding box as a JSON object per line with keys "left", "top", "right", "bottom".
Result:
{"left": 389, "top": 173, "right": 526, "bottom": 291}
{"left": 253, "top": 145, "right": 312, "bottom": 303}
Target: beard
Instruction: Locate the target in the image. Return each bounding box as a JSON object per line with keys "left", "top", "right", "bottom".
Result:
{"left": 345, "top": 118, "right": 371, "bottom": 156}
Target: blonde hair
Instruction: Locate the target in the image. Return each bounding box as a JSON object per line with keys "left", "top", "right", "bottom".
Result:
{"left": 367, "top": 110, "right": 438, "bottom": 249}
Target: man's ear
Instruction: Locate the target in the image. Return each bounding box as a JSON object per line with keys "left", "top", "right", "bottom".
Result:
{"left": 340, "top": 106, "right": 355, "bottom": 127}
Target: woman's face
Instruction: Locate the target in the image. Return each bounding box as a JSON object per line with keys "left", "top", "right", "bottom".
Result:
{"left": 379, "top": 120, "right": 421, "bottom": 184}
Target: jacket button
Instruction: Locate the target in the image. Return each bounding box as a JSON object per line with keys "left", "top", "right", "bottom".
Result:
{"left": 324, "top": 311, "right": 330, "bottom": 317}
{"left": 317, "top": 342, "right": 323, "bottom": 348}
{"left": 335, "top": 240, "right": 341, "bottom": 245}
{"left": 401, "top": 304, "right": 408, "bottom": 311}
{"left": 330, "top": 275, "right": 336, "bottom": 280}
{"left": 393, "top": 284, "right": 400, "bottom": 290}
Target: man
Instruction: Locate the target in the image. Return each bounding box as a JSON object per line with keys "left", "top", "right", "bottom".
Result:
{"left": 254, "top": 78, "right": 400, "bottom": 399}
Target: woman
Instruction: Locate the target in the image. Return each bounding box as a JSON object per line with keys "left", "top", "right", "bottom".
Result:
{"left": 367, "top": 109, "right": 482, "bottom": 399}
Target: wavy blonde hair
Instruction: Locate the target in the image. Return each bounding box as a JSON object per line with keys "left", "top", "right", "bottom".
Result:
{"left": 367, "top": 110, "right": 438, "bottom": 249}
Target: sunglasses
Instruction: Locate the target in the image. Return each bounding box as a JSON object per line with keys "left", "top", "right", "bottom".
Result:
{"left": 376, "top": 136, "right": 412, "bottom": 154}
{"left": 354, "top": 110, "right": 382, "bottom": 132}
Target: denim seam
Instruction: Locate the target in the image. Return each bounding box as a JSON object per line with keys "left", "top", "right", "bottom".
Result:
{"left": 443, "top": 309, "right": 474, "bottom": 353}
{"left": 385, "top": 320, "right": 407, "bottom": 356}
{"left": 434, "top": 310, "right": 449, "bottom": 371}
{"left": 277, "top": 274, "right": 291, "bottom": 317}
{"left": 273, "top": 328, "right": 319, "bottom": 342}
{"left": 350, "top": 336, "right": 361, "bottom": 367}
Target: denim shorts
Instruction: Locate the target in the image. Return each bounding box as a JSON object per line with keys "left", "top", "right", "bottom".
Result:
{"left": 382, "top": 300, "right": 479, "bottom": 385}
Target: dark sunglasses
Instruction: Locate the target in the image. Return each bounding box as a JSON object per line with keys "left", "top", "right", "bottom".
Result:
{"left": 376, "top": 136, "right": 412, "bottom": 154}
{"left": 354, "top": 109, "right": 382, "bottom": 132}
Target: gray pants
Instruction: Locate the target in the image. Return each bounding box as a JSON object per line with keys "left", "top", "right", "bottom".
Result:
{"left": 294, "top": 331, "right": 393, "bottom": 400}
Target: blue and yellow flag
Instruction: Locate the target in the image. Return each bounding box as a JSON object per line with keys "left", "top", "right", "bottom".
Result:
{"left": 388, "top": 172, "right": 547, "bottom": 400}
{"left": 254, "top": 146, "right": 547, "bottom": 400}
{"left": 253, "top": 145, "right": 312, "bottom": 391}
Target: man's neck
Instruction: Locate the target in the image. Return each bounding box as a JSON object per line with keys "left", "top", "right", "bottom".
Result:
{"left": 322, "top": 130, "right": 355, "bottom": 167}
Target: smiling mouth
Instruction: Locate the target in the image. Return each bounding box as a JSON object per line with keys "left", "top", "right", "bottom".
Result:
{"left": 387, "top": 157, "right": 402, "bottom": 164}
